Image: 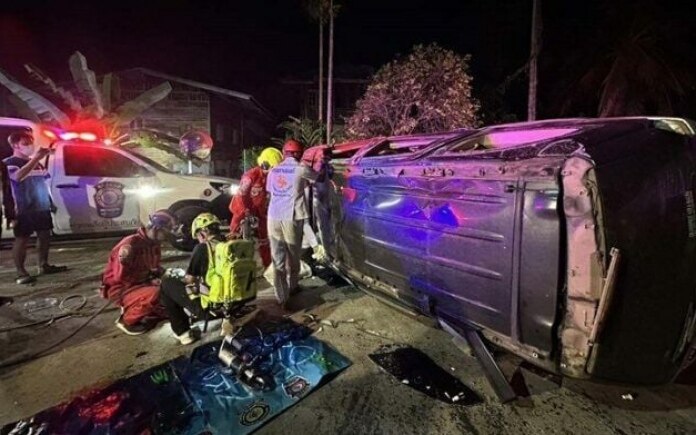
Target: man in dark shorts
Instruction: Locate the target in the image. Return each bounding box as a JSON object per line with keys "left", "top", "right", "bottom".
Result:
{"left": 3, "top": 132, "right": 66, "bottom": 284}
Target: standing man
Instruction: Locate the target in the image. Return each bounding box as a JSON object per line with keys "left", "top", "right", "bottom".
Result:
{"left": 266, "top": 139, "right": 323, "bottom": 307}
{"left": 1, "top": 158, "right": 16, "bottom": 305}
{"left": 101, "top": 210, "right": 176, "bottom": 335}
{"left": 228, "top": 147, "right": 283, "bottom": 268}
{"left": 3, "top": 132, "right": 66, "bottom": 285}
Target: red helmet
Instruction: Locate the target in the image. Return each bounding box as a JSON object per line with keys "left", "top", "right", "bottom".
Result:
{"left": 283, "top": 139, "right": 303, "bottom": 154}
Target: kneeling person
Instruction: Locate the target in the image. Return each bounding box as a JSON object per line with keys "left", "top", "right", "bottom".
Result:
{"left": 101, "top": 210, "right": 176, "bottom": 335}
{"left": 160, "top": 212, "right": 257, "bottom": 345}
{"left": 159, "top": 213, "right": 220, "bottom": 345}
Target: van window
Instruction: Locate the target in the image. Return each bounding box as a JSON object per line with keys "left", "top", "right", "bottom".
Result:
{"left": 362, "top": 138, "right": 441, "bottom": 159}
{"left": 64, "top": 145, "right": 152, "bottom": 177}
{"left": 435, "top": 128, "right": 579, "bottom": 156}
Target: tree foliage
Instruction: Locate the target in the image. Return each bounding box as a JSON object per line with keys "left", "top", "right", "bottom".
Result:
{"left": 558, "top": 2, "right": 695, "bottom": 117}
{"left": 346, "top": 44, "right": 479, "bottom": 139}
{"left": 272, "top": 115, "right": 344, "bottom": 147}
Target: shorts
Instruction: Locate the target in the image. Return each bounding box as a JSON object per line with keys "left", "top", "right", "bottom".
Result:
{"left": 13, "top": 210, "right": 53, "bottom": 237}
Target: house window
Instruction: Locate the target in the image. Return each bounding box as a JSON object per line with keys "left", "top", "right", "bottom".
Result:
{"left": 216, "top": 123, "right": 225, "bottom": 141}
{"left": 232, "top": 129, "right": 239, "bottom": 145}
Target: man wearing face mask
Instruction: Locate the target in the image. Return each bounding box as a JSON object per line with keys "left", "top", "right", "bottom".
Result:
{"left": 3, "top": 132, "right": 66, "bottom": 285}
{"left": 101, "top": 210, "right": 176, "bottom": 335}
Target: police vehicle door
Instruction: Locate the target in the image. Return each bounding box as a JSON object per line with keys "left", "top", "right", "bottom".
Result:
{"left": 52, "top": 144, "right": 148, "bottom": 234}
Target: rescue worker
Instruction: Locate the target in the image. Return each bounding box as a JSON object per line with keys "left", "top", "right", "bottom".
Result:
{"left": 228, "top": 147, "right": 283, "bottom": 268}
{"left": 101, "top": 209, "right": 177, "bottom": 335}
{"left": 159, "top": 212, "right": 221, "bottom": 345}
{"left": 266, "top": 139, "right": 324, "bottom": 307}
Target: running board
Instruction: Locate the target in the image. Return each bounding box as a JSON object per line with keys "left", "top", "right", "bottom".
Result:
{"left": 439, "top": 319, "right": 517, "bottom": 403}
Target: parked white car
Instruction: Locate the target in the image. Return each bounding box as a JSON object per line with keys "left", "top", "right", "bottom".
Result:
{"left": 1, "top": 117, "right": 238, "bottom": 250}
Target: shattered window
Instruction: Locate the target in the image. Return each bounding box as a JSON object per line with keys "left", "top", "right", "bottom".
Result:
{"left": 362, "top": 138, "right": 442, "bottom": 158}
{"left": 436, "top": 128, "right": 579, "bottom": 155}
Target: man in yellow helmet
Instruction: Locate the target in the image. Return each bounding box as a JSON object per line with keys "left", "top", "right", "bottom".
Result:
{"left": 159, "top": 212, "right": 221, "bottom": 345}
{"left": 228, "top": 147, "right": 283, "bottom": 267}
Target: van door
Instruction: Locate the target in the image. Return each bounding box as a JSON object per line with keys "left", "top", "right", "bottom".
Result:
{"left": 51, "top": 144, "right": 153, "bottom": 234}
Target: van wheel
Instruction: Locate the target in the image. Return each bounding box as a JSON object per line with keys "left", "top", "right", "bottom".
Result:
{"left": 171, "top": 205, "right": 208, "bottom": 251}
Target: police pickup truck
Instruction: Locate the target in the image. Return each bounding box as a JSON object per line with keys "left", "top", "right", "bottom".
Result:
{"left": 1, "top": 117, "right": 238, "bottom": 250}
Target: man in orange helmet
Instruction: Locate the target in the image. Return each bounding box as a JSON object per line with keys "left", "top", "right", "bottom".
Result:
{"left": 266, "top": 139, "right": 325, "bottom": 307}
{"left": 228, "top": 147, "right": 283, "bottom": 267}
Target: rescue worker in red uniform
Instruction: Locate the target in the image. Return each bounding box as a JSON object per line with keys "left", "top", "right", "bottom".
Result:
{"left": 228, "top": 147, "right": 283, "bottom": 267}
{"left": 101, "top": 210, "right": 177, "bottom": 335}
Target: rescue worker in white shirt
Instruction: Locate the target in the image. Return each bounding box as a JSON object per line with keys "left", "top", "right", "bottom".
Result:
{"left": 266, "top": 139, "right": 326, "bottom": 307}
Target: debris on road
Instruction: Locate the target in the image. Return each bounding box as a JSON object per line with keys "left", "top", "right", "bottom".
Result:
{"left": 369, "top": 344, "right": 483, "bottom": 406}
{"left": 2, "top": 321, "right": 352, "bottom": 434}
{"left": 621, "top": 393, "right": 636, "bottom": 401}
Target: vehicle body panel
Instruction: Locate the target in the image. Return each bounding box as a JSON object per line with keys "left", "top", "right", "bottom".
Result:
{"left": 312, "top": 117, "right": 696, "bottom": 384}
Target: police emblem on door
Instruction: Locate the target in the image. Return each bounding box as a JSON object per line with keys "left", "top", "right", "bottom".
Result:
{"left": 94, "top": 181, "right": 126, "bottom": 218}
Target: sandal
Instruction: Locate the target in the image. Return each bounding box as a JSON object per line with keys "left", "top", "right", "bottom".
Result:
{"left": 15, "top": 275, "right": 36, "bottom": 285}
{"left": 38, "top": 264, "right": 68, "bottom": 275}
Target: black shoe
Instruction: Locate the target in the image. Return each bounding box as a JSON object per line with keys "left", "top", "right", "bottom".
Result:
{"left": 38, "top": 264, "right": 68, "bottom": 275}
{"left": 115, "top": 315, "right": 152, "bottom": 336}
{"left": 15, "top": 275, "right": 36, "bottom": 285}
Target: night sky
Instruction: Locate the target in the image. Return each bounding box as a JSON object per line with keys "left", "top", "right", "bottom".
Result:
{"left": 1, "top": 0, "right": 695, "bottom": 120}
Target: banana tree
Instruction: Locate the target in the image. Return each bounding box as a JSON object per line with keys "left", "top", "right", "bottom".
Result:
{"left": 1, "top": 51, "right": 172, "bottom": 141}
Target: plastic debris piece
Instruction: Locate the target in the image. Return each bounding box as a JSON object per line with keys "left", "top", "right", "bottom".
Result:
{"left": 621, "top": 393, "right": 635, "bottom": 401}
{"left": 369, "top": 344, "right": 482, "bottom": 406}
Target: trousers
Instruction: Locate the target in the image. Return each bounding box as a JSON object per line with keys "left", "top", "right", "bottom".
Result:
{"left": 159, "top": 277, "right": 205, "bottom": 335}
{"left": 268, "top": 218, "right": 304, "bottom": 304}
{"left": 113, "top": 284, "right": 166, "bottom": 326}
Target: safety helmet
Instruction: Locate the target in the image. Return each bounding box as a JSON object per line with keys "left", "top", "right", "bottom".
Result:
{"left": 257, "top": 147, "right": 283, "bottom": 169}
{"left": 148, "top": 209, "right": 177, "bottom": 232}
{"left": 282, "top": 139, "right": 303, "bottom": 154}
{"left": 191, "top": 212, "right": 221, "bottom": 238}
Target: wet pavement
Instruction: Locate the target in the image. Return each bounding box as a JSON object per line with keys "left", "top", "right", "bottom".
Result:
{"left": 1, "top": 237, "right": 696, "bottom": 434}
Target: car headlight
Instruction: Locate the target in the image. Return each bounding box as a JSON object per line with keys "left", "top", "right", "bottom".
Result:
{"left": 125, "top": 185, "right": 170, "bottom": 199}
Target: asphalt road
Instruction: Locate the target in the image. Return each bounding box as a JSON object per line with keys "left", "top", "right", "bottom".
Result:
{"left": 1, "top": 237, "right": 696, "bottom": 434}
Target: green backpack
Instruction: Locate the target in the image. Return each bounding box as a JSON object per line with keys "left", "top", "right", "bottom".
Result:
{"left": 203, "top": 239, "right": 257, "bottom": 308}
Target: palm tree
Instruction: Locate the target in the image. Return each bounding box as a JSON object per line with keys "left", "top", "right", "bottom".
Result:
{"left": 304, "top": 0, "right": 331, "bottom": 123}
{"left": 527, "top": 0, "right": 542, "bottom": 120}
{"left": 326, "top": 0, "right": 340, "bottom": 145}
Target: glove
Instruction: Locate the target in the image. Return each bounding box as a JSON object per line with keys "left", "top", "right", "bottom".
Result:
{"left": 311, "top": 244, "right": 327, "bottom": 262}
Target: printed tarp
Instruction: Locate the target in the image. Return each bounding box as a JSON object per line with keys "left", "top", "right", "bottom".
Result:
{"left": 2, "top": 336, "right": 350, "bottom": 434}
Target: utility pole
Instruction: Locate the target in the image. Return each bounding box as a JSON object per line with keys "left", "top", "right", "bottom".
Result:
{"left": 326, "top": 0, "right": 334, "bottom": 145}
{"left": 318, "top": 9, "right": 324, "bottom": 122}
{"left": 527, "top": 0, "right": 542, "bottom": 121}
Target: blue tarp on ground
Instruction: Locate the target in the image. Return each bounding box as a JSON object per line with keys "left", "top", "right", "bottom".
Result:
{"left": 2, "top": 334, "right": 350, "bottom": 434}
